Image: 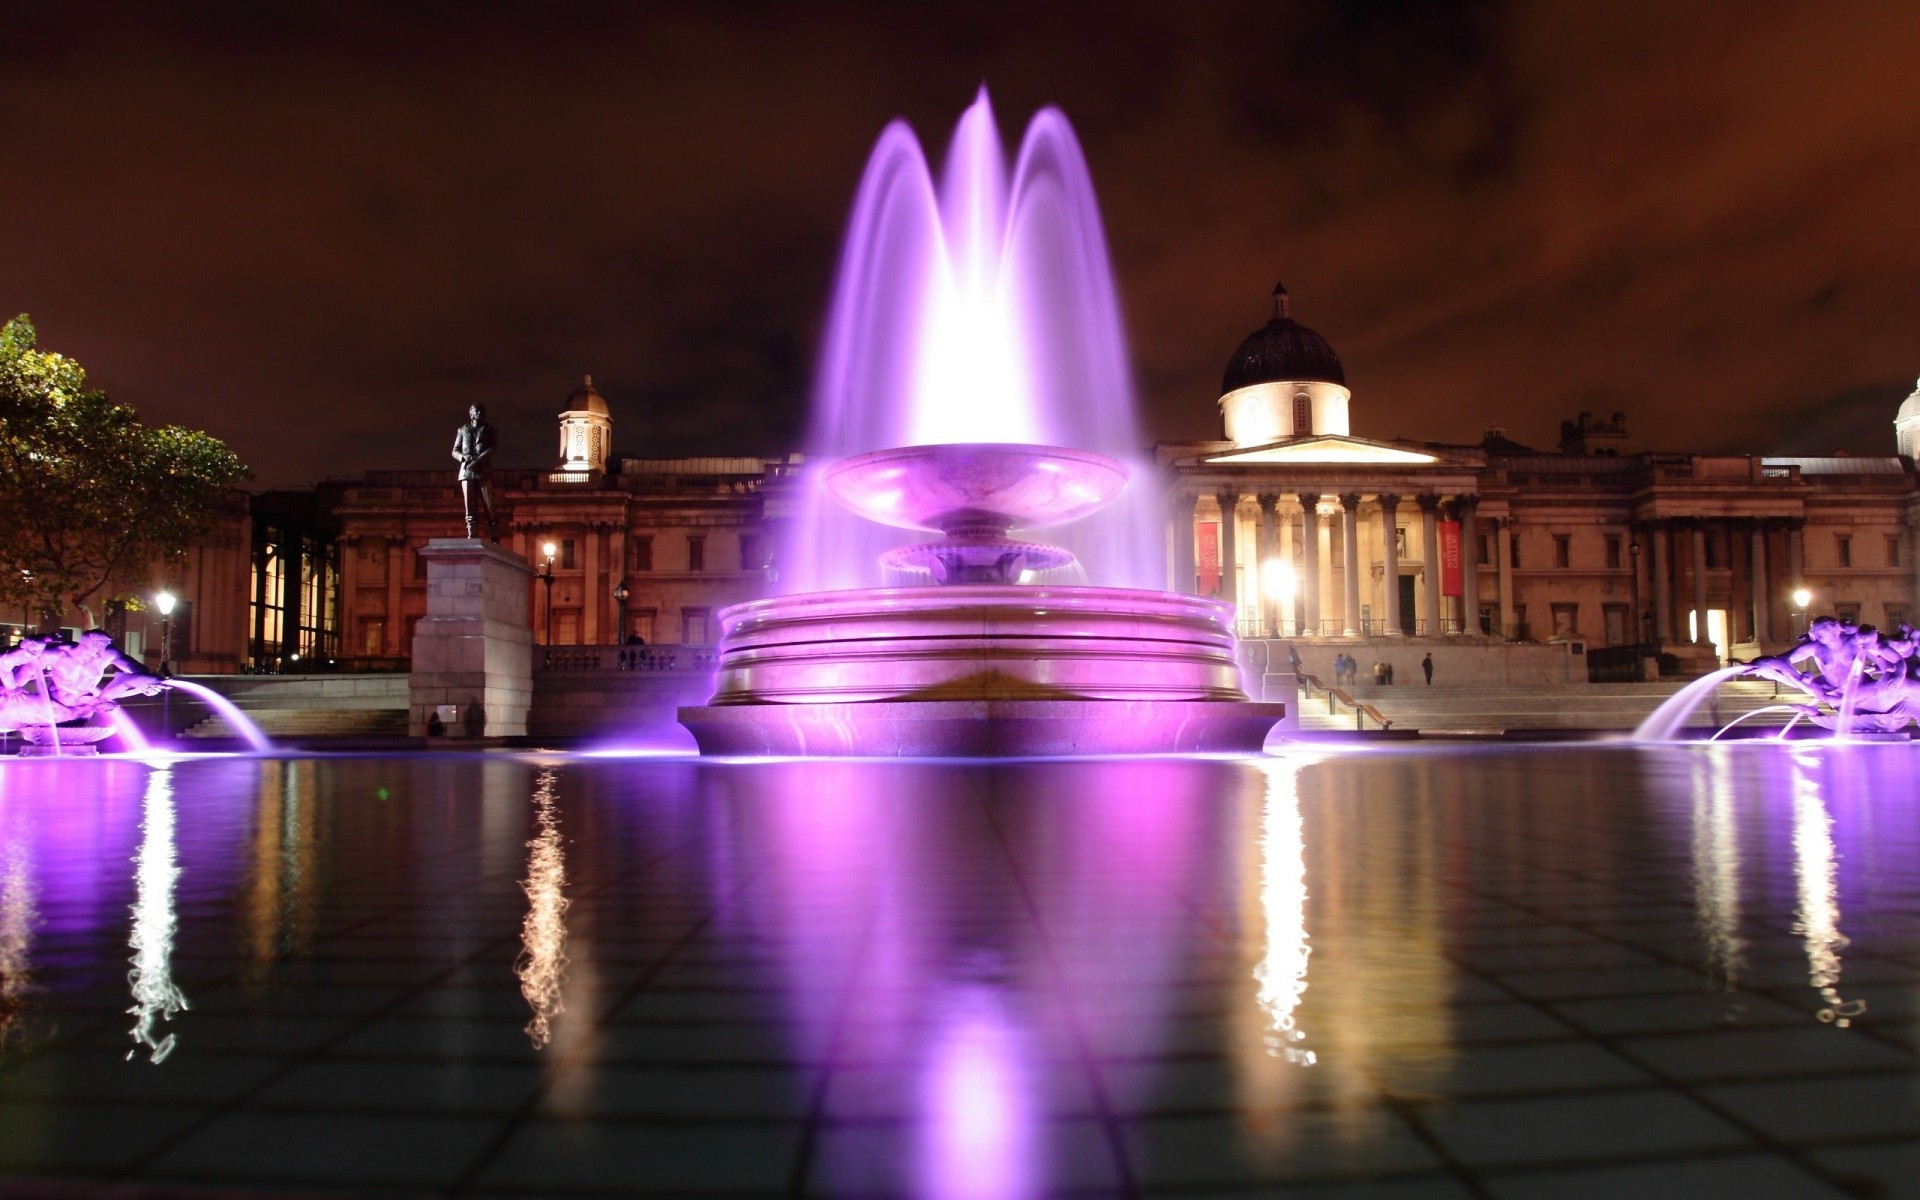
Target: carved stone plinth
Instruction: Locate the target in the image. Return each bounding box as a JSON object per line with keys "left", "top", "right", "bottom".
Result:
{"left": 408, "top": 539, "right": 534, "bottom": 738}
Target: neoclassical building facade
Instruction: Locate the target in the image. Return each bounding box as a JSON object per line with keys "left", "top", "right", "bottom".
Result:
{"left": 329, "top": 376, "right": 799, "bottom": 661}
{"left": 1158, "top": 284, "right": 1920, "bottom": 676}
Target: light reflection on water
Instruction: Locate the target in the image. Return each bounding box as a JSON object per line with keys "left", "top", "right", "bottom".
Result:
{"left": 516, "top": 766, "right": 569, "bottom": 1049}
{"left": 1, "top": 745, "right": 1914, "bottom": 1194}
{"left": 127, "top": 765, "right": 187, "bottom": 1062}
{"left": 1689, "top": 750, "right": 1746, "bottom": 987}
{"left": 1789, "top": 749, "right": 1863, "bottom": 1026}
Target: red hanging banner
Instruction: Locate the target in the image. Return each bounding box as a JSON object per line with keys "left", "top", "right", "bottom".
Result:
{"left": 1196, "top": 521, "right": 1220, "bottom": 595}
{"left": 1439, "top": 520, "right": 1463, "bottom": 597}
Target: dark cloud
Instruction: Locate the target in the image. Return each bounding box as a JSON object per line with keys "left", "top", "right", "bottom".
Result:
{"left": 3, "top": 1, "right": 1919, "bottom": 485}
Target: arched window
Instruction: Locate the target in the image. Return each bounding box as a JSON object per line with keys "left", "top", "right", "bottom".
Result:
{"left": 1293, "top": 392, "right": 1313, "bottom": 437}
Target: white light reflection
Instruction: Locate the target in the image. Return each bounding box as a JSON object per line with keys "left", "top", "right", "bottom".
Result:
{"left": 919, "top": 985, "right": 1035, "bottom": 1200}
{"left": 1689, "top": 752, "right": 1745, "bottom": 986}
{"left": 1253, "top": 755, "right": 1315, "bottom": 1065}
{"left": 128, "top": 766, "right": 188, "bottom": 1062}
{"left": 0, "top": 817, "right": 38, "bottom": 1053}
{"left": 1790, "top": 752, "right": 1863, "bottom": 1026}
{"left": 515, "top": 767, "right": 569, "bottom": 1048}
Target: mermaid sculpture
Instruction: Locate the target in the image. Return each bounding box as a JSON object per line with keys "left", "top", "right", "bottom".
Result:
{"left": 1742, "top": 616, "right": 1920, "bottom": 734}
{"left": 0, "top": 632, "right": 165, "bottom": 745}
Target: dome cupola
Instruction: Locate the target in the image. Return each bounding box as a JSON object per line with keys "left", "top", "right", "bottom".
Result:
{"left": 556, "top": 373, "right": 613, "bottom": 477}
{"left": 1217, "top": 283, "right": 1352, "bottom": 447}
{"left": 1897, "top": 377, "right": 1920, "bottom": 461}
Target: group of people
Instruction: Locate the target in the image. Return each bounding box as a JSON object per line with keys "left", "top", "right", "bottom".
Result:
{"left": 1323, "top": 651, "right": 1436, "bottom": 688}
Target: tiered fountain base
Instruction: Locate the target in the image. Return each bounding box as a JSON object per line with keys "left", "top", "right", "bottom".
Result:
{"left": 678, "top": 585, "right": 1285, "bottom": 757}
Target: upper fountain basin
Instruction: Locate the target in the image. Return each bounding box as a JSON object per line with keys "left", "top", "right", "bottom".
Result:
{"left": 823, "top": 443, "right": 1129, "bottom": 535}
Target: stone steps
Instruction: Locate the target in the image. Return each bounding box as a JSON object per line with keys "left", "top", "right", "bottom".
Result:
{"left": 182, "top": 708, "right": 410, "bottom": 739}
{"left": 1292, "top": 680, "right": 1796, "bottom": 734}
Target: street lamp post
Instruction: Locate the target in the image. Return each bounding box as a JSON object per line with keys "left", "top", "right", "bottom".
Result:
{"left": 613, "top": 580, "right": 630, "bottom": 644}
{"left": 1792, "top": 587, "right": 1812, "bottom": 641}
{"left": 155, "top": 590, "right": 176, "bottom": 740}
{"left": 540, "top": 542, "right": 557, "bottom": 646}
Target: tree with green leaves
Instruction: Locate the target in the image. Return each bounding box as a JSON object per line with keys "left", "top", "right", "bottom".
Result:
{"left": 0, "top": 315, "right": 249, "bottom": 630}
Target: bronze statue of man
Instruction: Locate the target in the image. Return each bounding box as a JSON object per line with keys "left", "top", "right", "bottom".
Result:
{"left": 452, "top": 403, "right": 500, "bottom": 542}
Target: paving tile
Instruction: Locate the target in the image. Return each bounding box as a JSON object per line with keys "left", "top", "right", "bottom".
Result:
{"left": 1126, "top": 1109, "right": 1440, "bottom": 1187}
{"left": 0, "top": 1101, "right": 214, "bottom": 1172}
{"left": 476, "top": 1118, "right": 802, "bottom": 1192}
{"left": 1807, "top": 1141, "right": 1920, "bottom": 1200}
{"left": 147, "top": 1110, "right": 503, "bottom": 1187}
{"left": 1485, "top": 1153, "right": 1849, "bottom": 1198}
{"left": 1701, "top": 1072, "right": 1920, "bottom": 1144}
{"left": 807, "top": 1117, "right": 1119, "bottom": 1195}
{"left": 1546, "top": 990, "right": 1812, "bottom": 1036}
{"left": 255, "top": 1057, "right": 545, "bottom": 1114}
{"left": 1618, "top": 1026, "right": 1914, "bottom": 1082}
{"left": 537, "top": 1063, "right": 818, "bottom": 1119}
{"left": 1415, "top": 1089, "right": 1752, "bottom": 1169}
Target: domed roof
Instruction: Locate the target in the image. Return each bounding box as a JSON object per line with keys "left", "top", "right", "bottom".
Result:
{"left": 1899, "top": 377, "right": 1920, "bottom": 423}
{"left": 562, "top": 373, "right": 608, "bottom": 416}
{"left": 1221, "top": 283, "right": 1345, "bottom": 393}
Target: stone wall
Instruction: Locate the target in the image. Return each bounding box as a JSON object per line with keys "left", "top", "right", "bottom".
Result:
{"left": 409, "top": 540, "right": 534, "bottom": 738}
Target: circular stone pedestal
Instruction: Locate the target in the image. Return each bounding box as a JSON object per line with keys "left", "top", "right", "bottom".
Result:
{"left": 677, "top": 584, "right": 1285, "bottom": 757}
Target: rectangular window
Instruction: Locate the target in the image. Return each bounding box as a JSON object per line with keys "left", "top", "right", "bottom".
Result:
{"left": 413, "top": 547, "right": 428, "bottom": 581}
{"left": 1551, "top": 603, "right": 1578, "bottom": 639}
{"left": 1476, "top": 533, "right": 1491, "bottom": 567}
{"left": 361, "top": 618, "right": 384, "bottom": 656}
{"left": 688, "top": 535, "right": 706, "bottom": 573}
{"left": 1509, "top": 536, "right": 1521, "bottom": 570}
{"left": 1836, "top": 602, "right": 1860, "bottom": 624}
{"left": 561, "top": 539, "right": 578, "bottom": 570}
{"left": 1837, "top": 535, "right": 1851, "bottom": 569}
{"left": 1553, "top": 535, "right": 1571, "bottom": 569}
{"left": 1605, "top": 535, "right": 1622, "bottom": 570}
{"left": 630, "top": 608, "right": 657, "bottom": 644}
{"left": 1704, "top": 534, "right": 1721, "bottom": 570}
{"left": 1890, "top": 535, "right": 1903, "bottom": 568}
{"left": 1888, "top": 604, "right": 1908, "bottom": 630}
{"left": 740, "top": 534, "right": 761, "bottom": 572}
{"left": 1603, "top": 603, "right": 1628, "bottom": 645}
{"left": 632, "top": 536, "right": 653, "bottom": 572}
{"left": 682, "top": 607, "right": 711, "bottom": 644}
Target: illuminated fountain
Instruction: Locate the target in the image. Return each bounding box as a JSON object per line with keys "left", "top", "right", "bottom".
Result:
{"left": 679, "top": 91, "right": 1283, "bottom": 756}
{"left": 1636, "top": 616, "right": 1920, "bottom": 742}
{"left": 0, "top": 632, "right": 272, "bottom": 756}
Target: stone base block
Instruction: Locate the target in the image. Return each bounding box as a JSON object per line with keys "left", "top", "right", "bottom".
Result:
{"left": 677, "top": 699, "right": 1286, "bottom": 758}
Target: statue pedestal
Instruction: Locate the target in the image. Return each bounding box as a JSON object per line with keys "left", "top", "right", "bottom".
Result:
{"left": 409, "top": 539, "right": 534, "bottom": 738}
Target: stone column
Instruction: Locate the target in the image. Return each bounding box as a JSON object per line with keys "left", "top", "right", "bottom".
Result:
{"left": 1339, "top": 494, "right": 1361, "bottom": 636}
{"left": 1419, "top": 496, "right": 1442, "bottom": 637}
{"left": 583, "top": 522, "right": 601, "bottom": 645}
{"left": 1379, "top": 494, "right": 1402, "bottom": 637}
{"left": 1690, "top": 521, "right": 1710, "bottom": 645}
{"left": 1652, "top": 522, "right": 1673, "bottom": 643}
{"left": 1750, "top": 522, "right": 1769, "bottom": 644}
{"left": 385, "top": 535, "right": 406, "bottom": 656}
{"left": 1298, "top": 494, "right": 1322, "bottom": 636}
{"left": 1257, "top": 494, "right": 1280, "bottom": 636}
{"left": 1457, "top": 496, "right": 1481, "bottom": 635}
{"left": 1216, "top": 491, "right": 1240, "bottom": 619}
{"left": 1279, "top": 502, "right": 1297, "bottom": 635}
{"left": 409, "top": 539, "right": 535, "bottom": 738}
{"left": 1316, "top": 499, "right": 1336, "bottom": 634}
{"left": 1495, "top": 518, "right": 1515, "bottom": 638}
{"left": 337, "top": 535, "right": 360, "bottom": 654}
{"left": 1171, "top": 494, "right": 1197, "bottom": 593}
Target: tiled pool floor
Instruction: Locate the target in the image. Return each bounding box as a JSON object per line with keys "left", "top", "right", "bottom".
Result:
{"left": 0, "top": 745, "right": 1916, "bottom": 1197}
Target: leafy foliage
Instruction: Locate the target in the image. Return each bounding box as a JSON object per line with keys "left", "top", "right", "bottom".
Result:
{"left": 0, "top": 315, "right": 248, "bottom": 627}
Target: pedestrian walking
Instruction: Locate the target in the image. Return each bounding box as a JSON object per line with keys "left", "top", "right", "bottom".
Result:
{"left": 1422, "top": 653, "right": 1434, "bottom": 685}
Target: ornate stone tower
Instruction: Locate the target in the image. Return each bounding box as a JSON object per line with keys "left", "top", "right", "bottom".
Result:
{"left": 556, "top": 374, "right": 612, "bottom": 478}
{"left": 1217, "top": 282, "right": 1351, "bottom": 447}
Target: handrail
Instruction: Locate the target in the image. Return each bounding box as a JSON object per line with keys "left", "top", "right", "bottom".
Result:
{"left": 1297, "top": 672, "right": 1394, "bottom": 731}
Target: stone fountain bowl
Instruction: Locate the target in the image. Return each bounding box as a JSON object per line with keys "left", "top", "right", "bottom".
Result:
{"left": 823, "top": 443, "right": 1129, "bottom": 534}
{"left": 19, "top": 715, "right": 118, "bottom": 749}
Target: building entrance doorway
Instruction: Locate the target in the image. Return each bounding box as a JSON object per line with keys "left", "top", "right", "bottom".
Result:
{"left": 1688, "top": 608, "right": 1731, "bottom": 664}
{"left": 1397, "top": 574, "right": 1417, "bottom": 635}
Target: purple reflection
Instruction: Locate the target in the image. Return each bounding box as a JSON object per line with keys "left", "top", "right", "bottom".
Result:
{"left": 920, "top": 986, "right": 1034, "bottom": 1200}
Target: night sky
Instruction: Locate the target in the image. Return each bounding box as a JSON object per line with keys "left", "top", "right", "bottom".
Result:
{"left": 7, "top": 1, "right": 1920, "bottom": 487}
